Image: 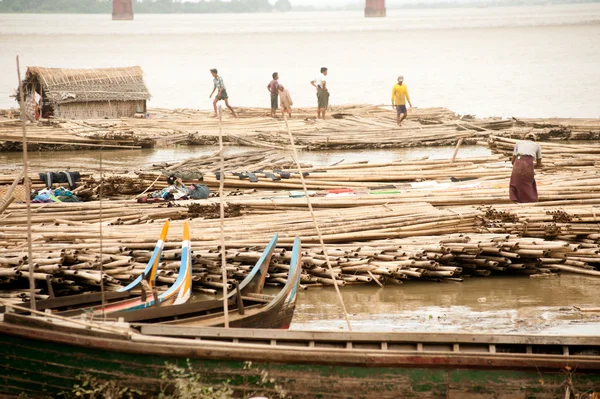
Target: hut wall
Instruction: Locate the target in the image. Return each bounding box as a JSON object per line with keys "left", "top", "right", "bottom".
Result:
{"left": 54, "top": 100, "right": 146, "bottom": 119}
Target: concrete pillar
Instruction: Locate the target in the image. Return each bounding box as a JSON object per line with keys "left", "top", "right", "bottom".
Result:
{"left": 365, "top": 0, "right": 386, "bottom": 18}
{"left": 113, "top": 0, "right": 133, "bottom": 21}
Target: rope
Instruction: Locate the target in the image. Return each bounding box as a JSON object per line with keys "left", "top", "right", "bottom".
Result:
{"left": 16, "top": 55, "right": 36, "bottom": 312}
{"left": 283, "top": 115, "right": 352, "bottom": 331}
{"left": 218, "top": 105, "right": 229, "bottom": 328}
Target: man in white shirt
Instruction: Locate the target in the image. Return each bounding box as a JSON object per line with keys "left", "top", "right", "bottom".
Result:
{"left": 310, "top": 67, "right": 329, "bottom": 119}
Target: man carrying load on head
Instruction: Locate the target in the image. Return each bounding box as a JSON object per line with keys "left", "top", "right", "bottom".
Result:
{"left": 509, "top": 133, "right": 542, "bottom": 203}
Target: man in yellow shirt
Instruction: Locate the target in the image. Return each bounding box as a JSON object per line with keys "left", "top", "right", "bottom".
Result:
{"left": 391, "top": 75, "right": 412, "bottom": 126}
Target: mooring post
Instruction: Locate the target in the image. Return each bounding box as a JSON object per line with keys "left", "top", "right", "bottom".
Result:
{"left": 112, "top": 0, "right": 133, "bottom": 21}
{"left": 365, "top": 0, "right": 386, "bottom": 17}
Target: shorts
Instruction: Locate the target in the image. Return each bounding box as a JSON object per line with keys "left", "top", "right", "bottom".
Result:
{"left": 271, "top": 94, "right": 279, "bottom": 109}
{"left": 317, "top": 88, "right": 329, "bottom": 109}
{"left": 216, "top": 89, "right": 228, "bottom": 100}
{"left": 396, "top": 104, "right": 407, "bottom": 114}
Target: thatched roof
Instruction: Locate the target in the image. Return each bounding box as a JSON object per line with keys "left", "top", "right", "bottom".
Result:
{"left": 24, "top": 66, "right": 151, "bottom": 105}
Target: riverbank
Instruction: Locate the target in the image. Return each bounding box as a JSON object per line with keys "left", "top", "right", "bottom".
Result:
{"left": 1, "top": 105, "right": 599, "bottom": 152}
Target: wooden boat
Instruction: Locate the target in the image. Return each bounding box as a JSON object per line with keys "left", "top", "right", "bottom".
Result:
{"left": 42, "top": 221, "right": 192, "bottom": 318}
{"left": 0, "top": 220, "right": 171, "bottom": 316}
{"left": 111, "top": 235, "right": 301, "bottom": 330}
{"left": 1, "top": 311, "right": 599, "bottom": 399}
{"left": 157, "top": 236, "right": 302, "bottom": 329}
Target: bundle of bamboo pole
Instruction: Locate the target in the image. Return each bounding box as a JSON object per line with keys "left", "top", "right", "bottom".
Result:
{"left": 155, "top": 149, "right": 311, "bottom": 175}
{"left": 0, "top": 196, "right": 598, "bottom": 296}
{"left": 2, "top": 104, "right": 597, "bottom": 152}
{"left": 488, "top": 135, "right": 600, "bottom": 162}
{"left": 1, "top": 225, "right": 598, "bottom": 299}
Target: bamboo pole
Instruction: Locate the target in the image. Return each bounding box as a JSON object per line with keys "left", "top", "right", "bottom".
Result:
{"left": 218, "top": 106, "right": 229, "bottom": 328}
{"left": 16, "top": 56, "right": 36, "bottom": 312}
{"left": 283, "top": 115, "right": 352, "bottom": 331}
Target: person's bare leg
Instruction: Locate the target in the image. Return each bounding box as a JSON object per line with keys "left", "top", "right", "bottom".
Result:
{"left": 212, "top": 99, "right": 219, "bottom": 117}
{"left": 224, "top": 99, "right": 238, "bottom": 118}
{"left": 321, "top": 108, "right": 327, "bottom": 120}
{"left": 400, "top": 112, "right": 407, "bottom": 124}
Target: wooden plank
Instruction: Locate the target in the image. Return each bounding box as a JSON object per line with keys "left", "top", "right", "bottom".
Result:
{"left": 138, "top": 325, "right": 600, "bottom": 346}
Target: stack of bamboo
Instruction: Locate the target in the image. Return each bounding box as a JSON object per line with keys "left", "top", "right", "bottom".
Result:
{"left": 155, "top": 149, "right": 311, "bottom": 175}
{"left": 0, "top": 120, "right": 144, "bottom": 151}
{"left": 479, "top": 203, "right": 600, "bottom": 239}
{"left": 488, "top": 135, "right": 600, "bottom": 164}
{"left": 0, "top": 201, "right": 189, "bottom": 230}
{"left": 2, "top": 228, "right": 599, "bottom": 301}
{"left": 2, "top": 105, "right": 597, "bottom": 152}
{"left": 0, "top": 197, "right": 598, "bottom": 298}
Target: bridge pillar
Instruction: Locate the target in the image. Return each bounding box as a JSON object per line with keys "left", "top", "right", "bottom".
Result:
{"left": 365, "top": 0, "right": 386, "bottom": 17}
{"left": 113, "top": 0, "right": 133, "bottom": 20}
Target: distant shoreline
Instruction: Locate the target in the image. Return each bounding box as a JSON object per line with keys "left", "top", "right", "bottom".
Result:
{"left": 1, "top": 0, "right": 599, "bottom": 14}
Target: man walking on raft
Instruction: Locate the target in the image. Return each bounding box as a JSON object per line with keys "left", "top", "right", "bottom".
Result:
{"left": 310, "top": 67, "right": 329, "bottom": 120}
{"left": 391, "top": 75, "right": 412, "bottom": 126}
{"left": 209, "top": 68, "right": 238, "bottom": 118}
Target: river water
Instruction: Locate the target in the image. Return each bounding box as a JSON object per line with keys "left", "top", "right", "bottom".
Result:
{"left": 2, "top": 6, "right": 600, "bottom": 333}
{"left": 289, "top": 275, "right": 600, "bottom": 334}
{"left": 1, "top": 4, "right": 600, "bottom": 118}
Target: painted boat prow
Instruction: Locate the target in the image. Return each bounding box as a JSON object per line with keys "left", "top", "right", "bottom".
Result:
{"left": 236, "top": 232, "right": 278, "bottom": 297}
{"left": 256, "top": 236, "right": 302, "bottom": 328}
{"left": 118, "top": 220, "right": 169, "bottom": 293}
{"left": 191, "top": 236, "right": 302, "bottom": 329}
{"left": 122, "top": 221, "right": 192, "bottom": 311}
{"left": 172, "top": 221, "right": 192, "bottom": 305}
{"left": 156, "top": 221, "right": 191, "bottom": 304}
{"left": 3, "top": 221, "right": 171, "bottom": 316}
{"left": 109, "top": 234, "right": 278, "bottom": 324}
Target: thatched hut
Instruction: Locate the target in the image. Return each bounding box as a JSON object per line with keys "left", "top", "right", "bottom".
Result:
{"left": 19, "top": 66, "right": 151, "bottom": 120}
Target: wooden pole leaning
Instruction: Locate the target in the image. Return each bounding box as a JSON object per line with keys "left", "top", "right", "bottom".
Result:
{"left": 283, "top": 115, "right": 352, "bottom": 331}
{"left": 218, "top": 105, "right": 230, "bottom": 328}
{"left": 16, "top": 56, "right": 36, "bottom": 312}
{"left": 0, "top": 170, "right": 24, "bottom": 215}
{"left": 99, "top": 148, "right": 106, "bottom": 319}
{"left": 451, "top": 138, "right": 464, "bottom": 163}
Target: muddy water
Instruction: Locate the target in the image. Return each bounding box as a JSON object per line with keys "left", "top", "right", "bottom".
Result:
{"left": 0, "top": 144, "right": 493, "bottom": 172}
{"left": 288, "top": 275, "right": 600, "bottom": 334}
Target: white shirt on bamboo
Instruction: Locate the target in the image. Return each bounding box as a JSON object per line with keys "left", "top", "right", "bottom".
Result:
{"left": 513, "top": 140, "right": 542, "bottom": 161}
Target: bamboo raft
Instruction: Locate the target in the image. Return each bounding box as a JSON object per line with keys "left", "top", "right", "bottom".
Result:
{"left": 1, "top": 128, "right": 600, "bottom": 298}
{"left": 2, "top": 104, "right": 598, "bottom": 151}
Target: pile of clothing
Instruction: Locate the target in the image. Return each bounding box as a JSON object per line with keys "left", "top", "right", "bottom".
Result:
{"left": 140, "top": 175, "right": 210, "bottom": 203}
{"left": 31, "top": 187, "right": 80, "bottom": 203}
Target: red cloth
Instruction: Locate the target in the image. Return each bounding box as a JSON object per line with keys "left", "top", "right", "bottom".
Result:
{"left": 509, "top": 155, "right": 538, "bottom": 203}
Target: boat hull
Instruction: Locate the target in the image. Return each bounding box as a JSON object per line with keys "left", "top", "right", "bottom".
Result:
{"left": 1, "top": 320, "right": 599, "bottom": 398}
